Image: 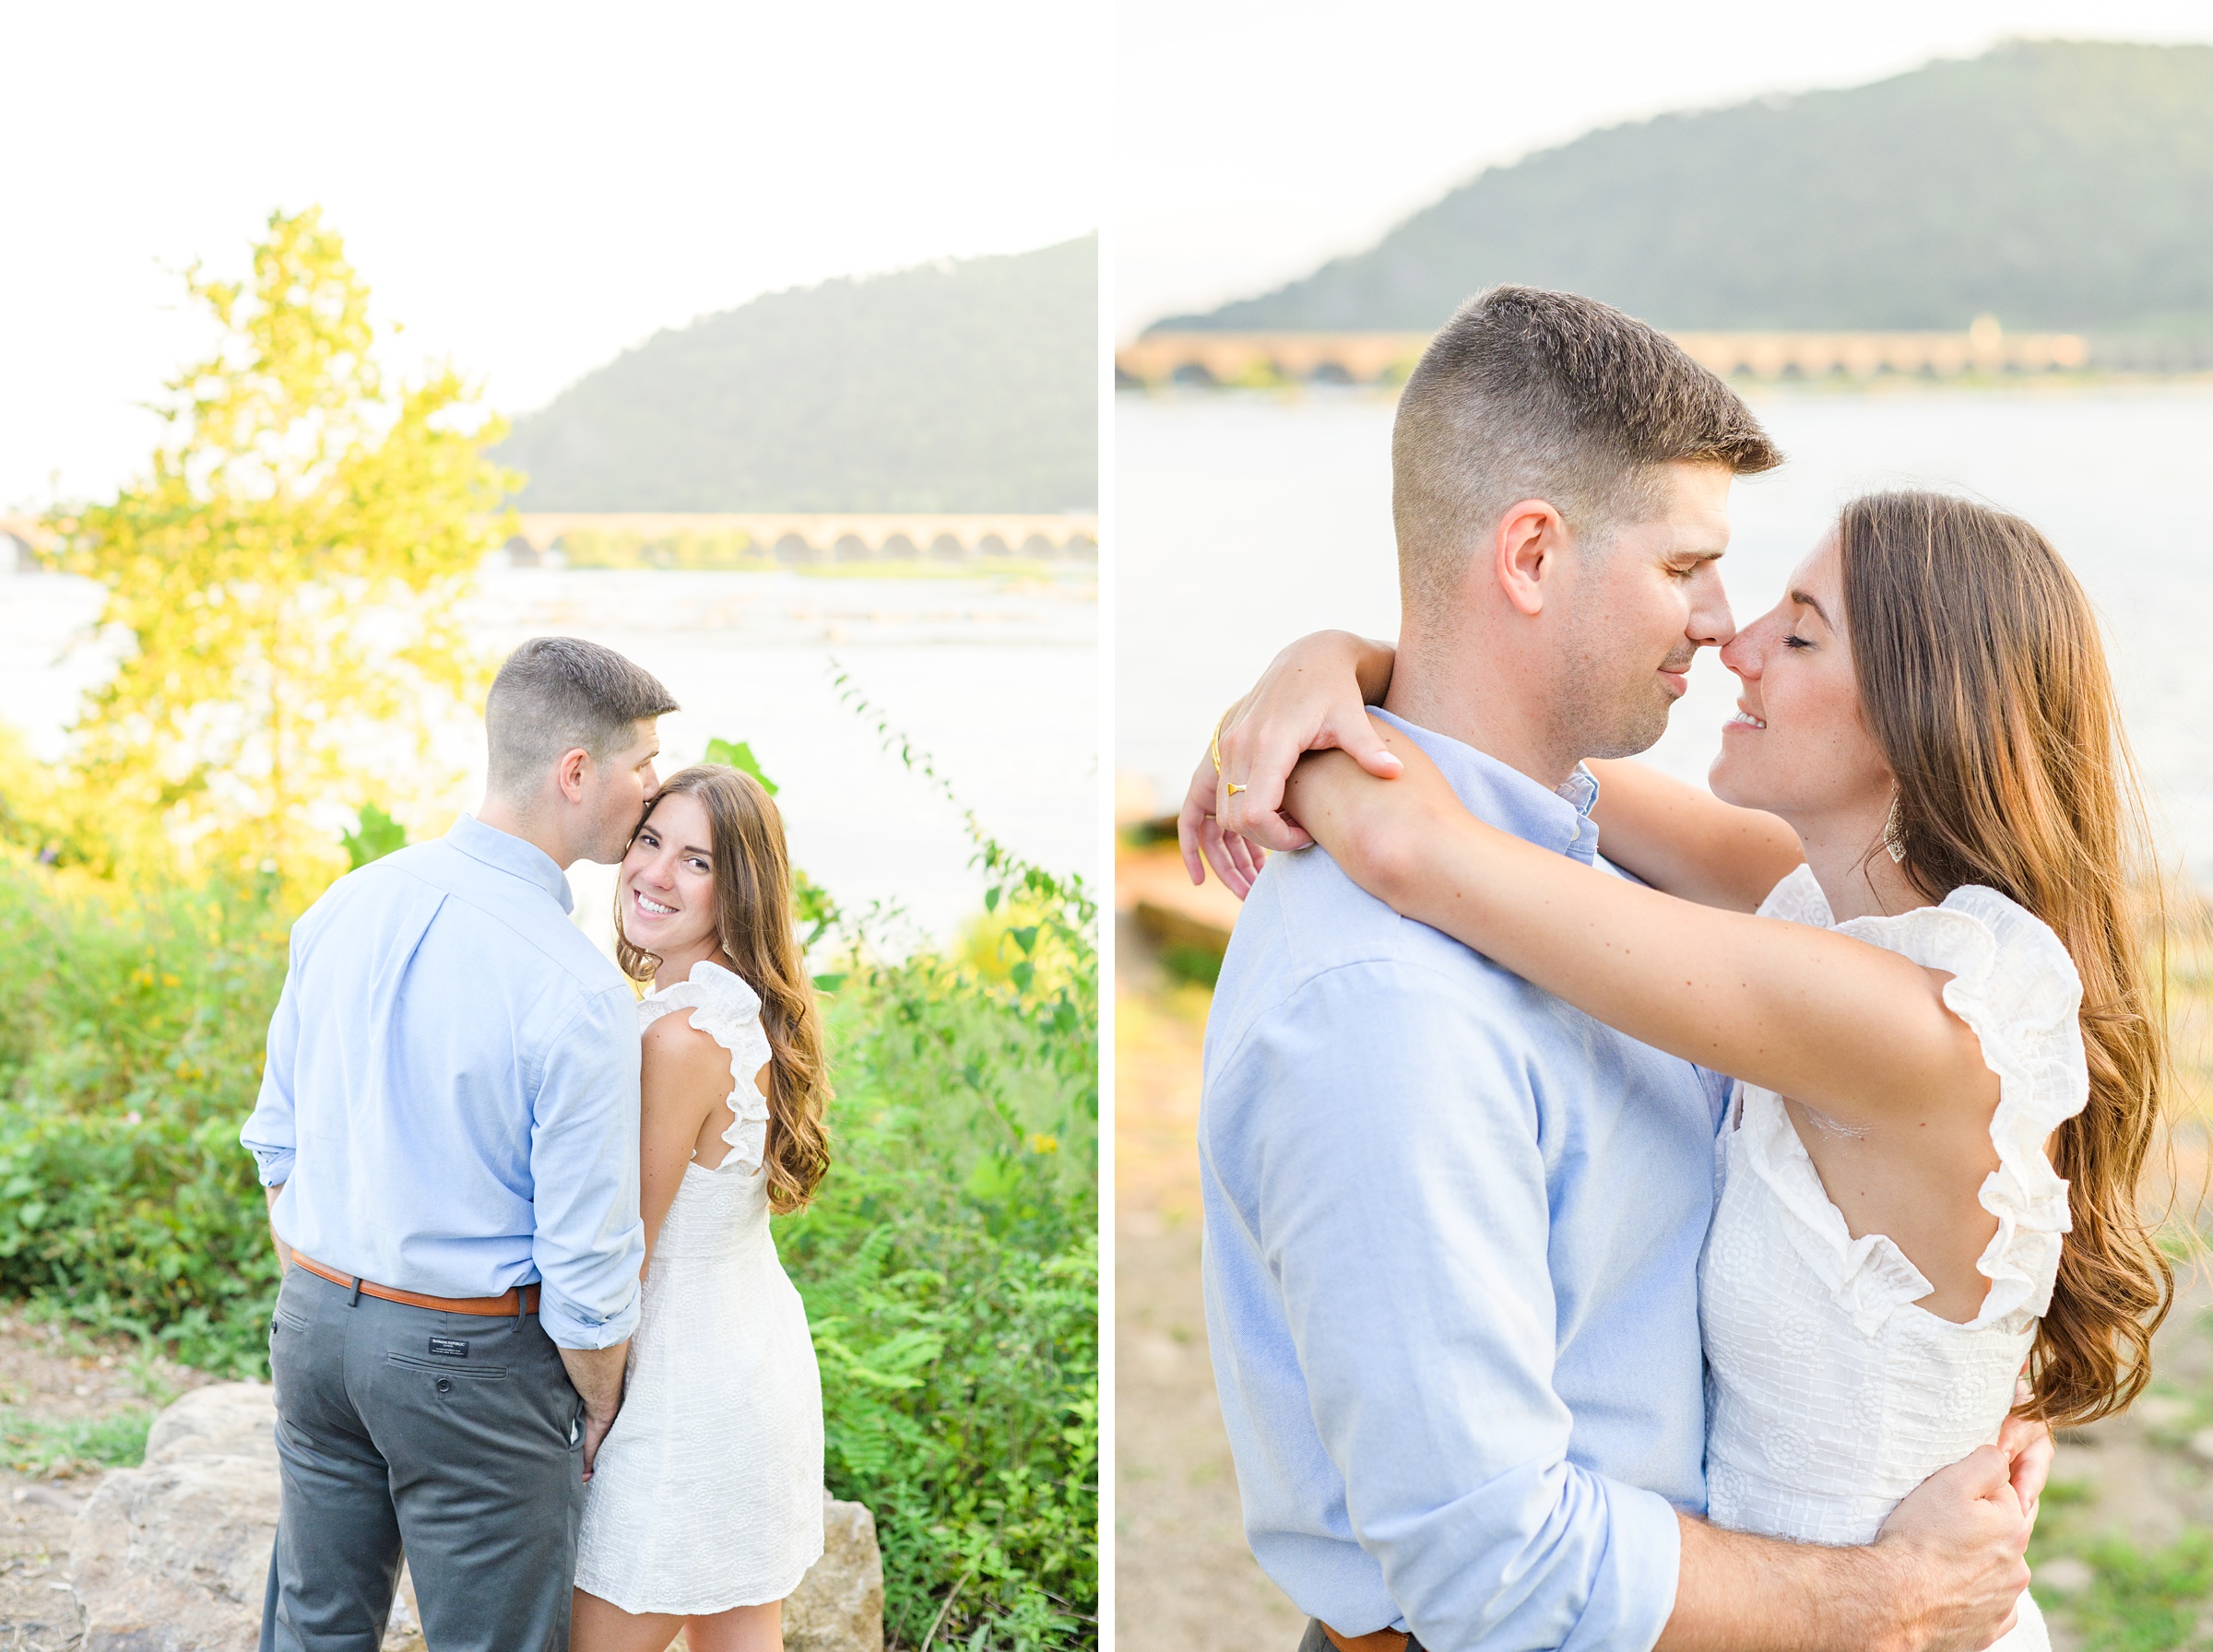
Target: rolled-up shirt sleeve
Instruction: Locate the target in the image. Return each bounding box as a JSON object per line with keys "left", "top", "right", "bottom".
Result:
{"left": 1210, "top": 959, "right": 1681, "bottom": 1652}
{"left": 240, "top": 941, "right": 302, "bottom": 1188}
{"left": 529, "top": 985, "right": 645, "bottom": 1350}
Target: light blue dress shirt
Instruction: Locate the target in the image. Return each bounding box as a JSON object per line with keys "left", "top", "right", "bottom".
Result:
{"left": 241, "top": 813, "right": 645, "bottom": 1351}
{"left": 1200, "top": 713, "right": 1730, "bottom": 1652}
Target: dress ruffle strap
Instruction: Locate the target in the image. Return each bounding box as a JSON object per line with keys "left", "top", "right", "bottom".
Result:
{"left": 1741, "top": 867, "right": 2089, "bottom": 1334}
{"left": 638, "top": 960, "right": 775, "bottom": 1176}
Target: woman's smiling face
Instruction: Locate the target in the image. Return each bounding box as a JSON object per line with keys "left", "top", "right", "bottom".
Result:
{"left": 1708, "top": 533, "right": 1893, "bottom": 824}
{"left": 619, "top": 790, "right": 719, "bottom": 957}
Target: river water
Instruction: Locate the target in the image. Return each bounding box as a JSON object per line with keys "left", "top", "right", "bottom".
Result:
{"left": 1118, "top": 384, "right": 2213, "bottom": 888}
{"left": 1, "top": 565, "right": 1098, "bottom": 947}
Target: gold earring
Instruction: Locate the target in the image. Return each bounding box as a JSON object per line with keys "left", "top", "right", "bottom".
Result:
{"left": 1882, "top": 796, "right": 1908, "bottom": 865}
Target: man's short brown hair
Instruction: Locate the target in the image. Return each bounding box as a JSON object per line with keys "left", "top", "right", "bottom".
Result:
{"left": 485, "top": 637, "right": 680, "bottom": 796}
{"left": 1393, "top": 286, "right": 1781, "bottom": 613}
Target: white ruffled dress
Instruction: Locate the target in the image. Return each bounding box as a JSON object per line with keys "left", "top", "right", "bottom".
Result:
{"left": 574, "top": 960, "right": 826, "bottom": 1615}
{"left": 1701, "top": 867, "right": 2087, "bottom": 1651}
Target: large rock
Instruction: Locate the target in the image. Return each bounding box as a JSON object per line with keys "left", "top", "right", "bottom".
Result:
{"left": 69, "top": 1383, "right": 882, "bottom": 1652}
{"left": 787, "top": 1493, "right": 886, "bottom": 1652}
{"left": 68, "top": 1383, "right": 286, "bottom": 1652}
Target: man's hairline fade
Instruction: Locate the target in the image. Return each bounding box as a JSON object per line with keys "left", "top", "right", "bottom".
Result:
{"left": 1392, "top": 286, "right": 1781, "bottom": 617}
{"left": 483, "top": 636, "right": 680, "bottom": 798}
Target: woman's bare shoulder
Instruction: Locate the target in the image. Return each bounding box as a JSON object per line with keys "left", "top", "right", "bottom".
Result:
{"left": 640, "top": 1009, "right": 734, "bottom": 1097}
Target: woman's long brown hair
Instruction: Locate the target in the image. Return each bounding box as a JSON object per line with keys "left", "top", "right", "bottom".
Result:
{"left": 615, "top": 764, "right": 832, "bottom": 1214}
{"left": 1840, "top": 490, "right": 2172, "bottom": 1425}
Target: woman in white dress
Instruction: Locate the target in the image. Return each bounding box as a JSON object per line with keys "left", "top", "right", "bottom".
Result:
{"left": 572, "top": 764, "right": 833, "bottom": 1652}
{"left": 1197, "top": 491, "right": 2171, "bottom": 1649}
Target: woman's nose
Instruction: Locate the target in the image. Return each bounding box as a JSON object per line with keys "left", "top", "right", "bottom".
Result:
{"left": 1719, "top": 627, "right": 1759, "bottom": 679}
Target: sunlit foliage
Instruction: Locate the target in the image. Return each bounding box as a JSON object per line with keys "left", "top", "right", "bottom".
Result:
{"left": 41, "top": 206, "right": 513, "bottom": 884}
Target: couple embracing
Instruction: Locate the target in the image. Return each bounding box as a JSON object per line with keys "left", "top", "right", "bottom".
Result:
{"left": 1182, "top": 289, "right": 2170, "bottom": 1651}
{"left": 242, "top": 638, "right": 829, "bottom": 1651}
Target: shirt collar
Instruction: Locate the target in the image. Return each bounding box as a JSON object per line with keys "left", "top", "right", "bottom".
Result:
{"left": 445, "top": 813, "right": 576, "bottom": 913}
{"left": 1370, "top": 709, "right": 1604, "bottom": 867}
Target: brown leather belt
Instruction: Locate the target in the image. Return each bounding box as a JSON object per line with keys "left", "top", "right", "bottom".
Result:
{"left": 292, "top": 1252, "right": 540, "bottom": 1317}
{"left": 1323, "top": 1626, "right": 1420, "bottom": 1652}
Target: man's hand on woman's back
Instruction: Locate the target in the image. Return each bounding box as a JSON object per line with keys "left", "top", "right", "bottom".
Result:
{"left": 1873, "top": 1442, "right": 2036, "bottom": 1650}
{"left": 1661, "top": 1434, "right": 2037, "bottom": 1652}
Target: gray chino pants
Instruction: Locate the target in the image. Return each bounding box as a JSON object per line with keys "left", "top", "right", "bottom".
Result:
{"left": 260, "top": 1264, "right": 586, "bottom": 1652}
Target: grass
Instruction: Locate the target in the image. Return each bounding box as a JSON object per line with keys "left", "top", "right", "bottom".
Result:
{"left": 2035, "top": 1532, "right": 2213, "bottom": 1651}
{"left": 0, "top": 1405, "right": 154, "bottom": 1478}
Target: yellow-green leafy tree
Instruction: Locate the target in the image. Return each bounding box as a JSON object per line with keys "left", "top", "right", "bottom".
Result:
{"left": 44, "top": 206, "right": 513, "bottom": 884}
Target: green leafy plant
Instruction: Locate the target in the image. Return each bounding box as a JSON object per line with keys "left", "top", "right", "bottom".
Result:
{"left": 704, "top": 738, "right": 781, "bottom": 796}
{"left": 0, "top": 856, "right": 289, "bottom": 1374}
{"left": 341, "top": 803, "right": 408, "bottom": 870}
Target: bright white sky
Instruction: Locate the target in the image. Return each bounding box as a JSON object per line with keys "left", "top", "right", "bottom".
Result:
{"left": 0, "top": 1, "right": 1102, "bottom": 510}
{"left": 1116, "top": 0, "right": 2213, "bottom": 337}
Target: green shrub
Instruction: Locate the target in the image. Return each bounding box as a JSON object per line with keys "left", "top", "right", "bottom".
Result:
{"left": 771, "top": 688, "right": 1099, "bottom": 1649}
{"left": 0, "top": 857, "right": 288, "bottom": 1373}
{"left": 787, "top": 950, "right": 1096, "bottom": 1651}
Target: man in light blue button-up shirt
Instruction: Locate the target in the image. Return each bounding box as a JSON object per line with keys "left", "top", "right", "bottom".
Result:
{"left": 243, "top": 809, "right": 647, "bottom": 1351}
{"left": 1204, "top": 717, "right": 1727, "bottom": 1651}
{"left": 243, "top": 637, "right": 680, "bottom": 1652}
{"left": 1195, "top": 290, "right": 2041, "bottom": 1652}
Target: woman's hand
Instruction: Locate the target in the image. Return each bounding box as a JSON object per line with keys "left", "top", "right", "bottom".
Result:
{"left": 1177, "top": 631, "right": 1402, "bottom": 895}
{"left": 1282, "top": 724, "right": 1468, "bottom": 903}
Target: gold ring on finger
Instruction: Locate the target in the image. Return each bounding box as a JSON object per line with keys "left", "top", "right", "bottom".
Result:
{"left": 1225, "top": 783, "right": 1247, "bottom": 796}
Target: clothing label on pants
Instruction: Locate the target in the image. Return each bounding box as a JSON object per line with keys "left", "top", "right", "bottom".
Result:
{"left": 427, "top": 1338, "right": 467, "bottom": 1358}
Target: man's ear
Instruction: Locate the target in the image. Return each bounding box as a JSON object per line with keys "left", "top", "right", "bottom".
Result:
{"left": 1494, "top": 499, "right": 1567, "bottom": 619}
{"left": 553, "top": 747, "right": 591, "bottom": 806}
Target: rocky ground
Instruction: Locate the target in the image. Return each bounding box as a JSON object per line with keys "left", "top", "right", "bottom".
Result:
{"left": 1115, "top": 884, "right": 2213, "bottom": 1652}
{"left": 0, "top": 1319, "right": 872, "bottom": 1652}
{"left": 0, "top": 1311, "right": 211, "bottom": 1650}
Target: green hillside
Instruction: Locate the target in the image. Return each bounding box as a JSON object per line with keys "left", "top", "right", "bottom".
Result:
{"left": 1161, "top": 41, "right": 2213, "bottom": 337}
{"left": 501, "top": 237, "right": 1095, "bottom": 511}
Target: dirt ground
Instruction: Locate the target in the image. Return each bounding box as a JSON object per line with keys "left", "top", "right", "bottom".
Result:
{"left": 1115, "top": 919, "right": 1306, "bottom": 1652}
{"left": 1114, "top": 896, "right": 2213, "bottom": 1652}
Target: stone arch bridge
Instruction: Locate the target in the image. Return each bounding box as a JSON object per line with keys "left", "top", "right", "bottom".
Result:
{"left": 507, "top": 511, "right": 1096, "bottom": 567}
{"left": 2, "top": 512, "right": 1100, "bottom": 571}
{"left": 1118, "top": 320, "right": 2088, "bottom": 387}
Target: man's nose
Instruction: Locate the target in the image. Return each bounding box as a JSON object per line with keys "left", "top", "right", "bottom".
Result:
{"left": 1691, "top": 572, "right": 1736, "bottom": 648}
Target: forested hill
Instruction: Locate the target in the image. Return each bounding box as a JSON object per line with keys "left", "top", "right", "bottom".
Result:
{"left": 500, "top": 237, "right": 1096, "bottom": 511}
{"left": 1159, "top": 41, "right": 2213, "bottom": 336}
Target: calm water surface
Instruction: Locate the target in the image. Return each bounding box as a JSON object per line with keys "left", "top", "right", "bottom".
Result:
{"left": 1118, "top": 384, "right": 2213, "bottom": 885}
{"left": 2, "top": 566, "right": 1098, "bottom": 946}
